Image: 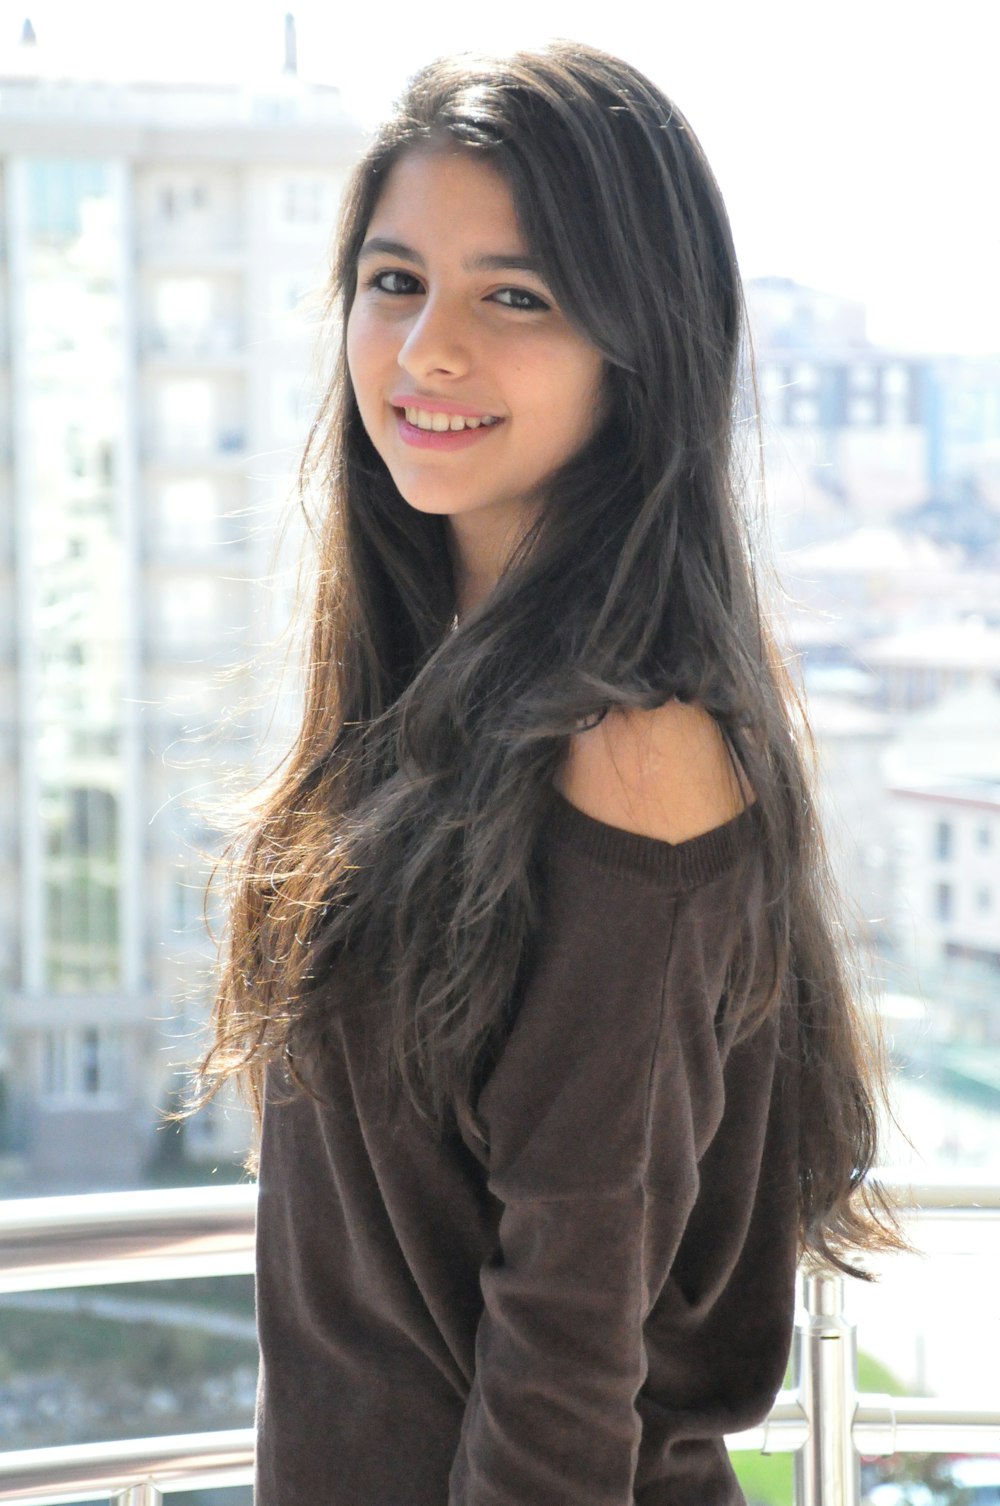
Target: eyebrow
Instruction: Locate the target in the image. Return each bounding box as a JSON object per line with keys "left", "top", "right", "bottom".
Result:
{"left": 357, "top": 236, "right": 542, "bottom": 274}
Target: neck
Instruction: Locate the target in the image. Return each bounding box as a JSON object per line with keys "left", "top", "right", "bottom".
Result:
{"left": 447, "top": 503, "right": 536, "bottom": 623}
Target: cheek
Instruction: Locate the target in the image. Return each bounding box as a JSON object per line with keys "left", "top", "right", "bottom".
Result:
{"left": 562, "top": 360, "right": 608, "bottom": 448}
{"left": 345, "top": 310, "right": 366, "bottom": 396}
{"left": 345, "top": 307, "right": 387, "bottom": 402}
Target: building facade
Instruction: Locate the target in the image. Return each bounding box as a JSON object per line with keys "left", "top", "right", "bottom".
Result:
{"left": 747, "top": 276, "right": 932, "bottom": 546}
{"left": 0, "top": 54, "right": 365, "bottom": 1190}
{"left": 889, "top": 781, "right": 1000, "bottom": 1039}
{"left": 881, "top": 684, "right": 1000, "bottom": 1039}
{"left": 747, "top": 275, "right": 1000, "bottom": 551}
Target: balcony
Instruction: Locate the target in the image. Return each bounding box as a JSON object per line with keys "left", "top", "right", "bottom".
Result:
{"left": 0, "top": 1179, "right": 997, "bottom": 1504}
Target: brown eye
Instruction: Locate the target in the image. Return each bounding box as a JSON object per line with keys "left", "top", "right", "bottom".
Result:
{"left": 492, "top": 287, "right": 550, "bottom": 311}
{"left": 370, "top": 270, "right": 422, "bottom": 295}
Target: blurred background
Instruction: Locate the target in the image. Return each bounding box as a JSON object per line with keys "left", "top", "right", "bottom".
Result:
{"left": 0, "top": 3, "right": 997, "bottom": 1503}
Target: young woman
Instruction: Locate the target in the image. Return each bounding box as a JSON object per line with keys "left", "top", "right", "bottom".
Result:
{"left": 197, "top": 41, "right": 905, "bottom": 1506}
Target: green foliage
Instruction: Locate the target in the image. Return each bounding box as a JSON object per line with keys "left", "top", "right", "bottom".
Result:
{"left": 730, "top": 1350, "right": 910, "bottom": 1506}
{"left": 142, "top": 1155, "right": 250, "bottom": 1187}
{"left": 0, "top": 1307, "right": 255, "bottom": 1384}
{"left": 731, "top": 1448, "right": 794, "bottom": 1506}
{"left": 857, "top": 1350, "right": 909, "bottom": 1396}
{"left": 0, "top": 1289, "right": 259, "bottom": 1449}
{"left": 114, "top": 1275, "right": 256, "bottom": 1316}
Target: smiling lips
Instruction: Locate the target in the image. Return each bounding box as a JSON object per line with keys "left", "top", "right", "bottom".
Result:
{"left": 403, "top": 405, "right": 500, "bottom": 432}
{"left": 392, "top": 399, "right": 504, "bottom": 450}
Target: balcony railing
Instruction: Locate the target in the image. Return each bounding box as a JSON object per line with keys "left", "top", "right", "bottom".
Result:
{"left": 0, "top": 1177, "right": 998, "bottom": 1505}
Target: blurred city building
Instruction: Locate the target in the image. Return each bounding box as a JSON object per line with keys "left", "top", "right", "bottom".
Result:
{"left": 0, "top": 21, "right": 365, "bottom": 1190}
{"left": 748, "top": 275, "right": 1000, "bottom": 554}
{"left": 885, "top": 682, "right": 1000, "bottom": 1044}
{"left": 1, "top": 23, "right": 998, "bottom": 1196}
{"left": 861, "top": 617, "right": 1000, "bottom": 713}
{"left": 798, "top": 692, "right": 894, "bottom": 952}
{"left": 752, "top": 276, "right": 1000, "bottom": 1111}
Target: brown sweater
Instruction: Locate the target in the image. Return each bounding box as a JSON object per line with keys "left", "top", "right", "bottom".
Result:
{"left": 254, "top": 789, "right": 801, "bottom": 1505}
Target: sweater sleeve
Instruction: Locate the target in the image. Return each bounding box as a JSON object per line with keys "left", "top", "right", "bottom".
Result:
{"left": 448, "top": 814, "right": 751, "bottom": 1506}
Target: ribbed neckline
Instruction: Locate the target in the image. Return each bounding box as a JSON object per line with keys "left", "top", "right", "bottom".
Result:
{"left": 542, "top": 787, "right": 761, "bottom": 890}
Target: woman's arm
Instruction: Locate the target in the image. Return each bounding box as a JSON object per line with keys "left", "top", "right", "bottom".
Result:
{"left": 448, "top": 704, "right": 760, "bottom": 1506}
{"left": 554, "top": 698, "right": 756, "bottom": 844}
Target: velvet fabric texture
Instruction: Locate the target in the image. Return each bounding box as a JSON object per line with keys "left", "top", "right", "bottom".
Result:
{"left": 254, "top": 791, "right": 800, "bottom": 1504}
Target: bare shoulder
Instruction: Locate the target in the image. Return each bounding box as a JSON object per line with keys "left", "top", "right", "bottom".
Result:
{"left": 553, "top": 699, "right": 757, "bottom": 844}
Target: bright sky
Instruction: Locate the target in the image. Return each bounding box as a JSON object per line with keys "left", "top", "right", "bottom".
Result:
{"left": 6, "top": 0, "right": 998, "bottom": 355}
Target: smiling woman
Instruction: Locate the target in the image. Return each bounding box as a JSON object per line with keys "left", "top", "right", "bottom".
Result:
{"left": 346, "top": 147, "right": 607, "bottom": 616}
{"left": 189, "top": 39, "right": 908, "bottom": 1506}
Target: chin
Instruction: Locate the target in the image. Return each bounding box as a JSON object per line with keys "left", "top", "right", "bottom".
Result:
{"left": 391, "top": 480, "right": 486, "bottom": 518}
{"left": 393, "top": 489, "right": 464, "bottom": 518}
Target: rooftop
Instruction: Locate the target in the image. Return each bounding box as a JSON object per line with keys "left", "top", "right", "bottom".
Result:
{"left": 888, "top": 775, "right": 1000, "bottom": 810}
{"left": 864, "top": 617, "right": 1000, "bottom": 670}
{"left": 784, "top": 526, "right": 963, "bottom": 576}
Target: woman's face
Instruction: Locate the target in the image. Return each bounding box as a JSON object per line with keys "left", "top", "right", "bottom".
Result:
{"left": 346, "top": 146, "right": 606, "bottom": 541}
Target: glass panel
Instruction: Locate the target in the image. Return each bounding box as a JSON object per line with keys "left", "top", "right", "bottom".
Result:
{"left": 21, "top": 159, "right": 126, "bottom": 993}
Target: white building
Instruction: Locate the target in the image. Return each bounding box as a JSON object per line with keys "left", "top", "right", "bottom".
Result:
{"left": 883, "top": 685, "right": 1000, "bottom": 1037}
{"left": 748, "top": 276, "right": 1000, "bottom": 557}
{"left": 800, "top": 693, "right": 895, "bottom": 950}
{"left": 861, "top": 617, "right": 1000, "bottom": 713}
{"left": 0, "top": 31, "right": 366, "bottom": 1190}
{"left": 747, "top": 277, "right": 932, "bottom": 547}
{"left": 780, "top": 525, "right": 963, "bottom": 618}
{"left": 925, "top": 354, "right": 1000, "bottom": 511}
{"left": 889, "top": 777, "right": 1000, "bottom": 1033}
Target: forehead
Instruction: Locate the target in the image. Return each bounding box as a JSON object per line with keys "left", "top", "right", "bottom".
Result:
{"left": 365, "top": 146, "right": 528, "bottom": 250}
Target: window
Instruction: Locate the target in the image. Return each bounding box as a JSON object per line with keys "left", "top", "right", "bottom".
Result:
{"left": 271, "top": 371, "right": 314, "bottom": 443}
{"left": 42, "top": 783, "right": 121, "bottom": 992}
{"left": 881, "top": 394, "right": 910, "bottom": 427}
{"left": 154, "top": 577, "right": 219, "bottom": 649}
{"left": 152, "top": 277, "right": 213, "bottom": 354}
{"left": 39, "top": 1027, "right": 125, "bottom": 1105}
{"left": 81, "top": 1028, "right": 101, "bottom": 1093}
{"left": 883, "top": 364, "right": 910, "bottom": 397}
{"left": 64, "top": 786, "right": 118, "bottom": 859}
{"left": 159, "top": 180, "right": 210, "bottom": 220}
{"left": 283, "top": 176, "right": 325, "bottom": 225}
{"left": 156, "top": 478, "right": 218, "bottom": 550}
{"left": 935, "top": 820, "right": 953, "bottom": 860}
{"left": 978, "top": 887, "right": 992, "bottom": 912}
{"left": 159, "top": 378, "right": 216, "bottom": 455}
{"left": 42, "top": 1032, "right": 70, "bottom": 1098}
{"left": 847, "top": 397, "right": 876, "bottom": 425}
{"left": 977, "top": 825, "right": 992, "bottom": 850}
{"left": 760, "top": 364, "right": 786, "bottom": 399}
{"left": 944, "top": 941, "right": 1000, "bottom": 971}
{"left": 791, "top": 396, "right": 820, "bottom": 425}
{"left": 935, "top": 881, "right": 952, "bottom": 922}
{"left": 269, "top": 271, "right": 317, "bottom": 327}
{"left": 173, "top": 859, "right": 208, "bottom": 933}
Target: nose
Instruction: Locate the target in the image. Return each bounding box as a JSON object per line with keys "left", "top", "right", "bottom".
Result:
{"left": 396, "top": 293, "right": 473, "bottom": 382}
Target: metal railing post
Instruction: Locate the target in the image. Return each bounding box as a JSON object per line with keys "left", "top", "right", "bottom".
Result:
{"left": 793, "top": 1271, "right": 860, "bottom": 1506}
{"left": 0, "top": 1181, "right": 996, "bottom": 1504}
{"left": 111, "top": 1484, "right": 162, "bottom": 1506}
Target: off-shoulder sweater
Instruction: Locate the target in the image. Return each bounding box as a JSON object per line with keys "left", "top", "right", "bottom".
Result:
{"left": 254, "top": 788, "right": 801, "bottom": 1505}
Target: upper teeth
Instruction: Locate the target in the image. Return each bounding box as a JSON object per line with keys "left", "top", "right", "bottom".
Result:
{"left": 403, "top": 407, "right": 499, "bottom": 432}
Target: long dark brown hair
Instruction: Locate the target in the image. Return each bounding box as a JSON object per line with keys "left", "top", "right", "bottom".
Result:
{"left": 190, "top": 41, "right": 906, "bottom": 1276}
